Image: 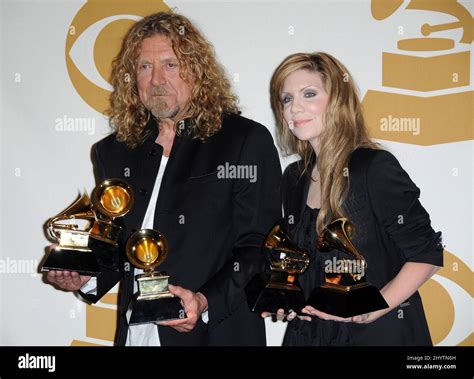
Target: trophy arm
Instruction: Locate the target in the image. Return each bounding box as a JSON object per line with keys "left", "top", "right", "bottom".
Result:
{"left": 47, "top": 211, "right": 96, "bottom": 241}
{"left": 264, "top": 220, "right": 312, "bottom": 274}
{"left": 46, "top": 191, "right": 95, "bottom": 241}
{"left": 339, "top": 232, "right": 368, "bottom": 281}
{"left": 273, "top": 252, "right": 311, "bottom": 274}
{"left": 343, "top": 239, "right": 366, "bottom": 264}
{"left": 407, "top": 0, "right": 473, "bottom": 44}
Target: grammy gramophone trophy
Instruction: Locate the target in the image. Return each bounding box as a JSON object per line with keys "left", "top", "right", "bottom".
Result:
{"left": 42, "top": 179, "right": 133, "bottom": 276}
{"left": 245, "top": 220, "right": 310, "bottom": 314}
{"left": 126, "top": 229, "right": 186, "bottom": 325}
{"left": 308, "top": 218, "right": 389, "bottom": 318}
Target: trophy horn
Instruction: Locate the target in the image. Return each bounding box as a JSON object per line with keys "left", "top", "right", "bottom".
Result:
{"left": 318, "top": 218, "right": 367, "bottom": 271}
{"left": 126, "top": 229, "right": 168, "bottom": 272}
{"left": 265, "top": 221, "right": 310, "bottom": 274}
{"left": 371, "top": 0, "right": 403, "bottom": 20}
{"left": 46, "top": 192, "right": 95, "bottom": 241}
{"left": 91, "top": 179, "right": 134, "bottom": 219}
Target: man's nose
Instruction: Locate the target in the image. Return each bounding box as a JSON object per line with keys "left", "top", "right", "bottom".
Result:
{"left": 151, "top": 65, "right": 166, "bottom": 86}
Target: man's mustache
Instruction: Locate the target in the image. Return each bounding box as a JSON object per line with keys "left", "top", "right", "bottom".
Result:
{"left": 149, "top": 86, "right": 173, "bottom": 96}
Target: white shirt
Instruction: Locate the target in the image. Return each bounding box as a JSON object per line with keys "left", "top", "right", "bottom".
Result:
{"left": 81, "top": 156, "right": 168, "bottom": 346}
{"left": 125, "top": 155, "right": 169, "bottom": 346}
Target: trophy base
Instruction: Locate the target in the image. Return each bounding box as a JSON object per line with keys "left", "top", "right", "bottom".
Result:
{"left": 129, "top": 295, "right": 186, "bottom": 325}
{"left": 245, "top": 273, "right": 306, "bottom": 314}
{"left": 89, "top": 238, "right": 120, "bottom": 273}
{"left": 41, "top": 246, "right": 100, "bottom": 276}
{"left": 308, "top": 283, "right": 389, "bottom": 318}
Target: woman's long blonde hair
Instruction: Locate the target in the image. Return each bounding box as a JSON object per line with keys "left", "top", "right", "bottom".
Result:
{"left": 107, "top": 11, "right": 239, "bottom": 148}
{"left": 270, "top": 52, "right": 377, "bottom": 234}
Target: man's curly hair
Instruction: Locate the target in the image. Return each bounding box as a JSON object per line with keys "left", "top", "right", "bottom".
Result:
{"left": 106, "top": 11, "right": 240, "bottom": 148}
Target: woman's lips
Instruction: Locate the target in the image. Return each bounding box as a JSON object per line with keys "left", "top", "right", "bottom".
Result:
{"left": 293, "top": 119, "right": 311, "bottom": 127}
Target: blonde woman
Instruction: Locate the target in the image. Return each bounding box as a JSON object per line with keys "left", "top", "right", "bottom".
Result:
{"left": 267, "top": 52, "right": 443, "bottom": 346}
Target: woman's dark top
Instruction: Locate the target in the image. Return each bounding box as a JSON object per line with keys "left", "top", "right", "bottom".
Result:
{"left": 281, "top": 148, "right": 443, "bottom": 346}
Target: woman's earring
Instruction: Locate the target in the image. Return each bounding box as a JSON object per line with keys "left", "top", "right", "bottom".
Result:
{"left": 288, "top": 120, "right": 294, "bottom": 130}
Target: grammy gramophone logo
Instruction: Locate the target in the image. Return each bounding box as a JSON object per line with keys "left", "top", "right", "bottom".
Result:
{"left": 362, "top": 0, "right": 472, "bottom": 145}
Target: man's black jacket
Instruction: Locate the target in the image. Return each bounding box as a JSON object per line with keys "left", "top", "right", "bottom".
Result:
{"left": 80, "top": 114, "right": 282, "bottom": 346}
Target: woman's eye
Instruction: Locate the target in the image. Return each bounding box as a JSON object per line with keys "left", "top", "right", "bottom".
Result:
{"left": 281, "top": 96, "right": 291, "bottom": 105}
{"left": 304, "top": 91, "right": 316, "bottom": 98}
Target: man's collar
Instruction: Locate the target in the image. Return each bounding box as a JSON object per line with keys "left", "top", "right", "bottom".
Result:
{"left": 175, "top": 117, "right": 194, "bottom": 137}
{"left": 142, "top": 115, "right": 194, "bottom": 142}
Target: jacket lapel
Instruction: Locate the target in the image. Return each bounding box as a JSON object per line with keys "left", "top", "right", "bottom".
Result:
{"left": 286, "top": 167, "right": 310, "bottom": 232}
{"left": 121, "top": 118, "right": 162, "bottom": 234}
{"left": 154, "top": 131, "right": 200, "bottom": 215}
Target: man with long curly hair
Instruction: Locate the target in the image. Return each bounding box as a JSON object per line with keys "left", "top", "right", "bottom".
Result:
{"left": 46, "top": 11, "right": 281, "bottom": 346}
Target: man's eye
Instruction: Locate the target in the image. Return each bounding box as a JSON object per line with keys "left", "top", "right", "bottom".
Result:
{"left": 166, "top": 63, "right": 178, "bottom": 69}
{"left": 139, "top": 64, "right": 151, "bottom": 71}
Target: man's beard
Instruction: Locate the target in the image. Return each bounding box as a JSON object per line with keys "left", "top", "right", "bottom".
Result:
{"left": 146, "top": 97, "right": 180, "bottom": 120}
{"left": 145, "top": 86, "right": 180, "bottom": 120}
